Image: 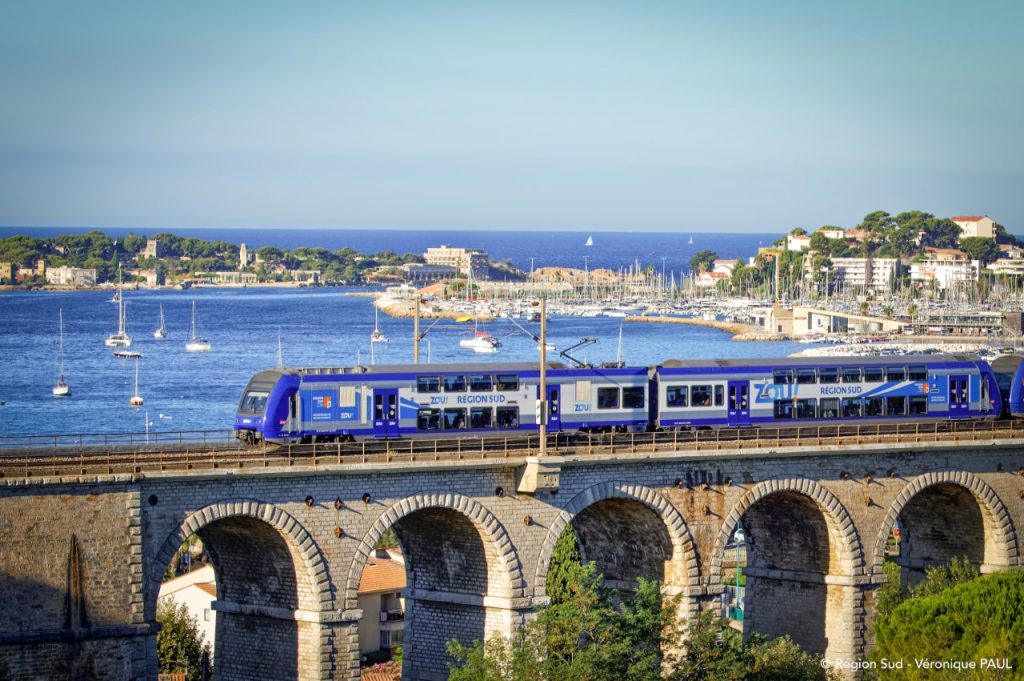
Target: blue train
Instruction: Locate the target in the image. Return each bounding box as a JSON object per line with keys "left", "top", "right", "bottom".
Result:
{"left": 234, "top": 354, "right": 1021, "bottom": 445}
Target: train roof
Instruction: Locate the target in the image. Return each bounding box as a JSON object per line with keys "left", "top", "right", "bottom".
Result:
{"left": 281, "top": 361, "right": 570, "bottom": 376}
{"left": 659, "top": 353, "right": 986, "bottom": 369}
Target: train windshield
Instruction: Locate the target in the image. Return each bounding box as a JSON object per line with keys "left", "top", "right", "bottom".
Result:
{"left": 240, "top": 390, "right": 270, "bottom": 413}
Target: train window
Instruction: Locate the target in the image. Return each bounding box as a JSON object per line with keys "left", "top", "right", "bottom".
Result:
{"left": 443, "top": 375, "right": 467, "bottom": 392}
{"left": 864, "top": 367, "right": 884, "bottom": 383}
{"left": 442, "top": 408, "right": 467, "bottom": 429}
{"left": 597, "top": 387, "right": 620, "bottom": 409}
{"left": 864, "top": 397, "right": 883, "bottom": 416}
{"left": 496, "top": 407, "right": 519, "bottom": 429}
{"left": 575, "top": 380, "right": 592, "bottom": 402}
{"left": 842, "top": 398, "right": 862, "bottom": 417}
{"left": 909, "top": 396, "right": 928, "bottom": 416}
{"left": 908, "top": 366, "right": 928, "bottom": 381}
{"left": 338, "top": 386, "right": 356, "bottom": 408}
{"left": 796, "top": 398, "right": 817, "bottom": 419}
{"left": 691, "top": 385, "right": 712, "bottom": 407}
{"left": 417, "top": 376, "right": 441, "bottom": 393}
{"left": 666, "top": 386, "right": 688, "bottom": 407}
{"left": 886, "top": 395, "right": 907, "bottom": 415}
{"left": 714, "top": 385, "right": 724, "bottom": 406}
{"left": 886, "top": 367, "right": 907, "bottom": 382}
{"left": 496, "top": 374, "right": 519, "bottom": 391}
{"left": 374, "top": 394, "right": 384, "bottom": 419}
{"left": 773, "top": 369, "right": 794, "bottom": 384}
{"left": 470, "top": 407, "right": 493, "bottom": 428}
{"left": 623, "top": 387, "right": 645, "bottom": 409}
{"left": 550, "top": 391, "right": 559, "bottom": 415}
{"left": 842, "top": 367, "right": 863, "bottom": 383}
{"left": 241, "top": 390, "right": 269, "bottom": 412}
{"left": 773, "top": 400, "right": 794, "bottom": 419}
{"left": 820, "top": 398, "right": 839, "bottom": 418}
{"left": 797, "top": 369, "right": 817, "bottom": 385}
{"left": 290, "top": 394, "right": 298, "bottom": 419}
{"left": 417, "top": 409, "right": 441, "bottom": 430}
{"left": 469, "top": 374, "right": 494, "bottom": 392}
{"left": 819, "top": 368, "right": 839, "bottom": 384}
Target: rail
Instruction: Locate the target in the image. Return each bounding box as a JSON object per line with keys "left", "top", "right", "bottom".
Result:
{"left": 1, "top": 420, "right": 1023, "bottom": 479}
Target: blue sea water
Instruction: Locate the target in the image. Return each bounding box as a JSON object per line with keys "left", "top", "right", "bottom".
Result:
{"left": 0, "top": 287, "right": 806, "bottom": 438}
{"left": 0, "top": 227, "right": 779, "bottom": 276}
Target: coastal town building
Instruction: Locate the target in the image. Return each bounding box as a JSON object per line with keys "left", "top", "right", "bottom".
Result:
{"left": 424, "top": 245, "right": 489, "bottom": 280}
{"left": 157, "top": 564, "right": 217, "bottom": 654}
{"left": 0, "top": 262, "right": 15, "bottom": 283}
{"left": 987, "top": 259, "right": 1024, "bottom": 277}
{"left": 785, "top": 234, "right": 811, "bottom": 251}
{"left": 952, "top": 215, "right": 995, "bottom": 239}
{"left": 45, "top": 265, "right": 97, "bottom": 288}
{"left": 126, "top": 268, "right": 161, "bottom": 287}
{"left": 828, "top": 257, "right": 898, "bottom": 295}
{"left": 239, "top": 243, "right": 249, "bottom": 269}
{"left": 357, "top": 548, "right": 406, "bottom": 659}
{"left": 909, "top": 249, "right": 980, "bottom": 290}
{"left": 142, "top": 239, "right": 160, "bottom": 259}
{"left": 819, "top": 227, "right": 846, "bottom": 240}
{"left": 400, "top": 262, "right": 458, "bottom": 282}
{"left": 208, "top": 271, "right": 259, "bottom": 285}
{"left": 696, "top": 270, "right": 731, "bottom": 288}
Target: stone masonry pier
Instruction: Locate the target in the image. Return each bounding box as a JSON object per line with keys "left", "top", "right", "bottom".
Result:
{"left": 2, "top": 437, "right": 1024, "bottom": 680}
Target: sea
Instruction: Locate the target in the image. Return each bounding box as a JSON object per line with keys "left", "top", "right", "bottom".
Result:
{"left": 0, "top": 228, "right": 807, "bottom": 439}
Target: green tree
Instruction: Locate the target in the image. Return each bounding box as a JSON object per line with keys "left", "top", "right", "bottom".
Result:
{"left": 689, "top": 249, "right": 718, "bottom": 273}
{"left": 544, "top": 527, "right": 583, "bottom": 605}
{"left": 959, "top": 237, "right": 1001, "bottom": 265}
{"left": 871, "top": 570, "right": 1024, "bottom": 680}
{"left": 156, "top": 601, "right": 210, "bottom": 681}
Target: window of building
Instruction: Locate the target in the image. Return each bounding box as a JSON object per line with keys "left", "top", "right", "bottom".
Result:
{"left": 597, "top": 387, "right": 620, "bottom": 409}
{"left": 622, "top": 387, "right": 645, "bottom": 409}
{"left": 666, "top": 385, "right": 688, "bottom": 407}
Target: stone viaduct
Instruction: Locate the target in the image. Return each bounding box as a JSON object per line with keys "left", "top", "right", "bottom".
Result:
{"left": 2, "top": 436, "right": 1024, "bottom": 680}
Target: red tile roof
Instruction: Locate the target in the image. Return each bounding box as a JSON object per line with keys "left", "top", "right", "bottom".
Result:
{"left": 952, "top": 215, "right": 987, "bottom": 222}
{"left": 196, "top": 582, "right": 217, "bottom": 597}
{"left": 358, "top": 557, "right": 407, "bottom": 595}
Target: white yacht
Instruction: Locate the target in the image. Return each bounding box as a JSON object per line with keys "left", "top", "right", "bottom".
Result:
{"left": 185, "top": 301, "right": 211, "bottom": 352}
{"left": 154, "top": 304, "right": 167, "bottom": 339}
{"left": 53, "top": 309, "right": 70, "bottom": 397}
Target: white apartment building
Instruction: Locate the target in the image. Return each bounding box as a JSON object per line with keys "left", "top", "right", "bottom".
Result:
{"left": 158, "top": 564, "right": 217, "bottom": 652}
{"left": 45, "top": 265, "right": 97, "bottom": 287}
{"left": 786, "top": 234, "right": 811, "bottom": 252}
{"left": 910, "top": 249, "right": 979, "bottom": 290}
{"left": 952, "top": 215, "right": 995, "bottom": 239}
{"left": 829, "top": 257, "right": 898, "bottom": 295}
{"left": 424, "top": 245, "right": 490, "bottom": 279}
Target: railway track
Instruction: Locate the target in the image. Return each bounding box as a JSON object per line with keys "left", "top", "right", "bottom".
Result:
{"left": 2, "top": 420, "right": 1023, "bottom": 479}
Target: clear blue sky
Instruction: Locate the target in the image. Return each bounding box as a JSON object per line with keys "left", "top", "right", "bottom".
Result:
{"left": 1, "top": 1, "right": 1021, "bottom": 233}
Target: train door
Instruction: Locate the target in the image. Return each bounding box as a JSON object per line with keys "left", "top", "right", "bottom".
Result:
{"left": 727, "top": 380, "right": 751, "bottom": 426}
{"left": 373, "top": 388, "right": 399, "bottom": 437}
{"left": 949, "top": 375, "right": 969, "bottom": 418}
{"left": 545, "top": 385, "right": 562, "bottom": 431}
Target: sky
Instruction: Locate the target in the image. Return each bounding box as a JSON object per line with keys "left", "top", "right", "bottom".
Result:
{"left": 1, "top": 1, "right": 1022, "bottom": 233}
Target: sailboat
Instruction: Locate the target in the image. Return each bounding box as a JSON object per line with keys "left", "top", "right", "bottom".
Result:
{"left": 585, "top": 235, "right": 593, "bottom": 247}
{"left": 129, "top": 358, "right": 144, "bottom": 406}
{"left": 185, "top": 301, "right": 211, "bottom": 352}
{"left": 53, "top": 309, "right": 70, "bottom": 397}
{"left": 370, "top": 305, "right": 388, "bottom": 343}
{"left": 153, "top": 304, "right": 167, "bottom": 339}
{"left": 688, "top": 235, "right": 694, "bottom": 245}
{"left": 105, "top": 271, "right": 132, "bottom": 347}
